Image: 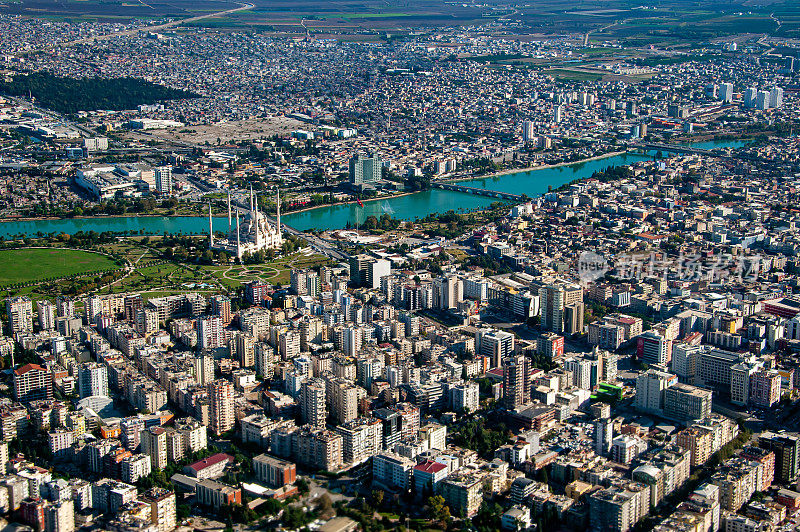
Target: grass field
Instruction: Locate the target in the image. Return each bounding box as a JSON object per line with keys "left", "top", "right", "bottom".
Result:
{"left": 545, "top": 69, "right": 605, "bottom": 82}
{"left": 0, "top": 248, "right": 120, "bottom": 285}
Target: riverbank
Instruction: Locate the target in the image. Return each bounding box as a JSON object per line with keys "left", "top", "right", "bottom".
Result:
{"left": 441, "top": 150, "right": 628, "bottom": 184}
{"left": 0, "top": 211, "right": 211, "bottom": 225}
{"left": 0, "top": 139, "right": 746, "bottom": 238}
{"left": 282, "top": 190, "right": 419, "bottom": 217}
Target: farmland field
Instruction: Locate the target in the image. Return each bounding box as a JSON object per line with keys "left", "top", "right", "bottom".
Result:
{"left": 0, "top": 248, "right": 120, "bottom": 285}
{"left": 6, "top": 0, "right": 800, "bottom": 40}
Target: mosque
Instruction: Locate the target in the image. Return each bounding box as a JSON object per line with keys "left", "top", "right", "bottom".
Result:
{"left": 209, "top": 188, "right": 282, "bottom": 259}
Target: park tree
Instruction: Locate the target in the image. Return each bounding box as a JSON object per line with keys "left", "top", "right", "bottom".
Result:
{"left": 427, "top": 495, "right": 451, "bottom": 524}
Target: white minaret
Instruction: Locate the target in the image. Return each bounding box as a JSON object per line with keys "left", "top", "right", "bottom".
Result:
{"left": 276, "top": 187, "right": 282, "bottom": 244}
{"left": 208, "top": 203, "right": 214, "bottom": 248}
{"left": 227, "top": 190, "right": 232, "bottom": 233}
{"left": 254, "top": 192, "right": 261, "bottom": 248}
{"left": 236, "top": 212, "right": 241, "bottom": 259}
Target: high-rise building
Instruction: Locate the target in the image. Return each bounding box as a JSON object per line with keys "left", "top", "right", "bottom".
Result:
{"left": 78, "top": 362, "right": 109, "bottom": 398}
{"left": 141, "top": 427, "right": 168, "bottom": 470}
{"left": 373, "top": 452, "right": 415, "bottom": 491}
{"left": 503, "top": 355, "right": 527, "bottom": 410}
{"left": 637, "top": 330, "right": 672, "bottom": 366}
{"left": 749, "top": 370, "right": 781, "bottom": 408}
{"left": 121, "top": 417, "right": 145, "bottom": 451}
{"left": 300, "top": 378, "right": 326, "bottom": 429}
{"left": 349, "top": 255, "right": 390, "bottom": 289}
{"left": 278, "top": 330, "right": 300, "bottom": 361}
{"left": 595, "top": 417, "right": 613, "bottom": 457}
{"left": 434, "top": 275, "right": 463, "bottom": 310}
{"left": 135, "top": 308, "right": 159, "bottom": 336}
{"left": 588, "top": 482, "right": 651, "bottom": 532}
{"left": 744, "top": 87, "right": 758, "bottom": 108}
{"left": 759, "top": 432, "right": 800, "bottom": 483}
{"left": 335, "top": 417, "right": 383, "bottom": 465}
{"left": 373, "top": 407, "right": 402, "bottom": 450}
{"left": 234, "top": 332, "right": 256, "bottom": 368}
{"left": 44, "top": 499, "right": 74, "bottom": 532}
{"left": 522, "top": 120, "right": 535, "bottom": 142}
{"left": 56, "top": 296, "right": 75, "bottom": 318}
{"left": 342, "top": 327, "right": 362, "bottom": 358}
{"left": 357, "top": 357, "right": 384, "bottom": 390}
{"left": 208, "top": 380, "right": 234, "bottom": 436}
{"left": 475, "top": 329, "right": 515, "bottom": 369}
{"left": 295, "top": 427, "right": 343, "bottom": 471}
{"left": 756, "top": 90, "right": 771, "bottom": 110}
{"left": 635, "top": 368, "right": 677, "bottom": 414}
{"left": 154, "top": 166, "right": 172, "bottom": 194}
{"left": 6, "top": 296, "right": 33, "bottom": 335}
{"left": 449, "top": 381, "right": 480, "bottom": 413}
{"left": 140, "top": 488, "right": 177, "bottom": 532}
{"left": 37, "top": 300, "right": 57, "bottom": 331}
{"left": 197, "top": 316, "right": 224, "bottom": 350}
{"left": 20, "top": 497, "right": 47, "bottom": 531}
{"left": 730, "top": 360, "right": 761, "bottom": 406}
{"left": 14, "top": 363, "right": 53, "bottom": 403}
{"left": 770, "top": 87, "right": 784, "bottom": 109}
{"left": 554, "top": 105, "right": 563, "bottom": 123}
{"left": 720, "top": 82, "right": 734, "bottom": 103}
{"left": 210, "top": 295, "right": 232, "bottom": 325}
{"left": 330, "top": 379, "right": 366, "bottom": 425}
{"left": 349, "top": 154, "right": 382, "bottom": 185}
{"left": 174, "top": 417, "right": 208, "bottom": 454}
{"left": 124, "top": 294, "right": 143, "bottom": 322}
{"left": 537, "top": 332, "right": 564, "bottom": 359}
{"left": 539, "top": 282, "right": 584, "bottom": 335}
{"left": 663, "top": 383, "right": 712, "bottom": 421}
{"left": 290, "top": 269, "right": 321, "bottom": 297}
{"left": 194, "top": 352, "right": 215, "bottom": 386}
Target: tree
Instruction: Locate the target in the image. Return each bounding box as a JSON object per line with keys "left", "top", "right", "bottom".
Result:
{"left": 318, "top": 493, "right": 334, "bottom": 518}
{"left": 427, "top": 495, "right": 451, "bottom": 523}
{"left": 536, "top": 467, "right": 549, "bottom": 484}
{"left": 371, "top": 489, "right": 384, "bottom": 508}
{"left": 282, "top": 506, "right": 311, "bottom": 529}
{"left": 296, "top": 477, "right": 310, "bottom": 495}
{"left": 472, "top": 501, "right": 502, "bottom": 532}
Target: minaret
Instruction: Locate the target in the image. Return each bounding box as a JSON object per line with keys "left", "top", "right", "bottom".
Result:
{"left": 227, "top": 190, "right": 232, "bottom": 233}
{"left": 254, "top": 193, "right": 261, "bottom": 248}
{"left": 249, "top": 185, "right": 254, "bottom": 213}
{"left": 276, "top": 187, "right": 282, "bottom": 244}
{"left": 236, "top": 212, "right": 241, "bottom": 259}
{"left": 208, "top": 203, "right": 214, "bottom": 248}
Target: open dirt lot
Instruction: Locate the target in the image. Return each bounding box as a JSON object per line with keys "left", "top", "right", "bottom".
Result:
{"left": 145, "top": 116, "right": 306, "bottom": 145}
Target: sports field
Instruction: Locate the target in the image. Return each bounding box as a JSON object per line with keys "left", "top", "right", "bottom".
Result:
{"left": 0, "top": 248, "right": 119, "bottom": 284}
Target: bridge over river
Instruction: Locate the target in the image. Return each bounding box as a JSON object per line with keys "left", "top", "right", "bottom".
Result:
{"left": 431, "top": 182, "right": 524, "bottom": 202}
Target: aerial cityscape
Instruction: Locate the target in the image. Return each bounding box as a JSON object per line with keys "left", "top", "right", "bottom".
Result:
{"left": 1, "top": 0, "right": 800, "bottom": 531}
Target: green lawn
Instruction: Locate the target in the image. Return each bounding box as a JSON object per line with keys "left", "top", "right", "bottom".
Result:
{"left": 545, "top": 68, "right": 605, "bottom": 82}
{"left": 0, "top": 248, "right": 120, "bottom": 284}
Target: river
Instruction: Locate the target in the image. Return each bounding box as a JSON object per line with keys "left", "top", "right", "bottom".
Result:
{"left": 0, "top": 139, "right": 749, "bottom": 238}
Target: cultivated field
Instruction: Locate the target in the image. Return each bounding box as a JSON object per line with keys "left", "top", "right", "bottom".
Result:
{"left": 3, "top": 0, "right": 240, "bottom": 21}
